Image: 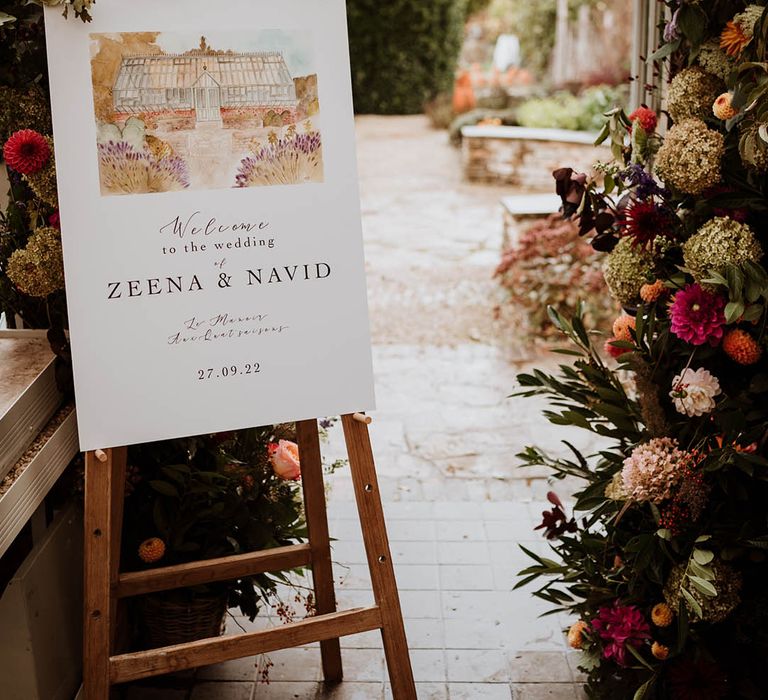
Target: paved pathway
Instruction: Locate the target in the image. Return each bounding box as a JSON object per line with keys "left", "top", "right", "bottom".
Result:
{"left": 126, "top": 117, "right": 597, "bottom": 699}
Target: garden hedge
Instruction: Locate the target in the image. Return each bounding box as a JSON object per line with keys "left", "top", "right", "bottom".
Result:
{"left": 346, "top": 0, "right": 467, "bottom": 114}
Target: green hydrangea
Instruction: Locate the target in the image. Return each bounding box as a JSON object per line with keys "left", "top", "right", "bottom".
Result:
{"left": 6, "top": 227, "right": 65, "bottom": 298}
{"left": 0, "top": 87, "right": 52, "bottom": 146}
{"left": 735, "top": 4, "right": 765, "bottom": 36}
{"left": 656, "top": 119, "right": 724, "bottom": 195}
{"left": 664, "top": 560, "right": 742, "bottom": 623}
{"left": 603, "top": 238, "right": 654, "bottom": 304}
{"left": 667, "top": 67, "right": 725, "bottom": 122}
{"left": 22, "top": 137, "right": 58, "bottom": 208}
{"left": 697, "top": 40, "right": 737, "bottom": 82}
{"left": 739, "top": 118, "right": 768, "bottom": 171}
{"left": 683, "top": 217, "right": 763, "bottom": 281}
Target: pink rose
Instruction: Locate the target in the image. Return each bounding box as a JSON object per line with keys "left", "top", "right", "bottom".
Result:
{"left": 268, "top": 440, "right": 301, "bottom": 481}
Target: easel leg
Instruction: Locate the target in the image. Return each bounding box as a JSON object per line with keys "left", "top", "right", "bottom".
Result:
{"left": 296, "top": 420, "right": 343, "bottom": 683}
{"left": 84, "top": 448, "right": 127, "bottom": 700}
{"left": 341, "top": 416, "right": 416, "bottom": 699}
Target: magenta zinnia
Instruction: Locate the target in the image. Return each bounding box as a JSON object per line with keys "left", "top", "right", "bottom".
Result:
{"left": 669, "top": 284, "right": 726, "bottom": 346}
{"left": 591, "top": 602, "right": 651, "bottom": 666}
{"left": 620, "top": 199, "right": 676, "bottom": 248}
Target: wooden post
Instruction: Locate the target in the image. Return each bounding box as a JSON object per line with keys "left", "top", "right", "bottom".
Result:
{"left": 83, "top": 447, "right": 127, "bottom": 700}
{"left": 342, "top": 415, "right": 417, "bottom": 699}
{"left": 81, "top": 416, "right": 416, "bottom": 699}
{"left": 296, "top": 419, "right": 343, "bottom": 682}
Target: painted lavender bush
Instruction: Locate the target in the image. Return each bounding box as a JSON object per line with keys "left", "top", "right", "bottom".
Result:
{"left": 97, "top": 141, "right": 190, "bottom": 195}
{"left": 235, "top": 132, "right": 323, "bottom": 188}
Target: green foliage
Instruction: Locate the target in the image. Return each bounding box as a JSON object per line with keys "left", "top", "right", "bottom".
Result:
{"left": 0, "top": 1, "right": 48, "bottom": 89}
{"left": 516, "top": 85, "right": 627, "bottom": 132}
{"left": 346, "top": 0, "right": 467, "bottom": 114}
{"left": 124, "top": 427, "right": 308, "bottom": 621}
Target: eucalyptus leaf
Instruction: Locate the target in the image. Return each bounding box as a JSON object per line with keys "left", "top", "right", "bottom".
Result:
{"left": 689, "top": 575, "right": 717, "bottom": 598}
{"left": 682, "top": 588, "right": 703, "bottom": 618}
{"left": 693, "top": 549, "right": 715, "bottom": 566}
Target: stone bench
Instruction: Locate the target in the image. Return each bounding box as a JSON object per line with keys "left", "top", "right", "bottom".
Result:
{"left": 461, "top": 125, "right": 610, "bottom": 189}
{"left": 501, "top": 193, "right": 563, "bottom": 249}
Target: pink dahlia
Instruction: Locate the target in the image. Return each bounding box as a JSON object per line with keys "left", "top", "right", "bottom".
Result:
{"left": 669, "top": 284, "right": 726, "bottom": 346}
{"left": 3, "top": 129, "right": 51, "bottom": 175}
{"left": 629, "top": 107, "right": 658, "bottom": 133}
{"left": 591, "top": 602, "right": 651, "bottom": 667}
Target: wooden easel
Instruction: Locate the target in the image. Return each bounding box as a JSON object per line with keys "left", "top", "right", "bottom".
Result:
{"left": 83, "top": 413, "right": 417, "bottom": 699}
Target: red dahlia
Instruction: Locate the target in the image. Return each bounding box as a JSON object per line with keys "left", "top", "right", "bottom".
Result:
{"left": 3, "top": 129, "right": 51, "bottom": 175}
{"left": 620, "top": 199, "right": 676, "bottom": 248}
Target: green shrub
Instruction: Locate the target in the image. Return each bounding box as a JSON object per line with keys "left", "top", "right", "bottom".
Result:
{"left": 516, "top": 92, "right": 583, "bottom": 130}
{"left": 346, "top": 0, "right": 467, "bottom": 114}
{"left": 516, "top": 85, "right": 627, "bottom": 132}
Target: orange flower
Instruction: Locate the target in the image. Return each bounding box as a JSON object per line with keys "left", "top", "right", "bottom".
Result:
{"left": 651, "top": 602, "right": 674, "bottom": 628}
{"left": 613, "top": 315, "right": 637, "bottom": 343}
{"left": 641, "top": 280, "right": 666, "bottom": 303}
{"left": 713, "top": 93, "right": 737, "bottom": 120}
{"left": 567, "top": 621, "right": 589, "bottom": 649}
{"left": 723, "top": 329, "right": 763, "bottom": 365}
{"left": 138, "top": 538, "right": 166, "bottom": 564}
{"left": 269, "top": 440, "right": 301, "bottom": 481}
{"left": 652, "top": 641, "right": 670, "bottom": 660}
{"left": 720, "top": 20, "right": 751, "bottom": 57}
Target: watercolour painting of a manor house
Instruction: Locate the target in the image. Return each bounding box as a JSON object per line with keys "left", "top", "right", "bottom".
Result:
{"left": 90, "top": 34, "right": 323, "bottom": 195}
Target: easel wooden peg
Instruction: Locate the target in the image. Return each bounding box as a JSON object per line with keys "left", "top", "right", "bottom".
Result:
{"left": 83, "top": 416, "right": 416, "bottom": 699}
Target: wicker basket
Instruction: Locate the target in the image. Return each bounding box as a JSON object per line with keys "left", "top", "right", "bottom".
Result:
{"left": 137, "top": 592, "right": 227, "bottom": 649}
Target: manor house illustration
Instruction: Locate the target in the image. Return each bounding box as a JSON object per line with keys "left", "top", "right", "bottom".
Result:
{"left": 112, "top": 41, "right": 299, "bottom": 124}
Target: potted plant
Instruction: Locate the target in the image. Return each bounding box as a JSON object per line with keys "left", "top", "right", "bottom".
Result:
{"left": 122, "top": 425, "right": 309, "bottom": 649}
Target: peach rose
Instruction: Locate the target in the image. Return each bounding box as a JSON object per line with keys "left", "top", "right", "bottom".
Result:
{"left": 269, "top": 440, "right": 301, "bottom": 481}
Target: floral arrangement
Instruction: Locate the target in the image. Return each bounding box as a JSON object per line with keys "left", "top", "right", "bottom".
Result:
{"left": 517, "top": 3, "right": 768, "bottom": 698}
{"left": 0, "top": 2, "right": 66, "bottom": 329}
{"left": 124, "top": 426, "right": 309, "bottom": 626}
{"left": 495, "top": 213, "right": 614, "bottom": 344}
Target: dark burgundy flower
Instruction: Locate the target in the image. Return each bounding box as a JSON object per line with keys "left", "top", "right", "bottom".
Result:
{"left": 620, "top": 199, "right": 677, "bottom": 248}
{"left": 553, "top": 168, "right": 587, "bottom": 219}
{"left": 535, "top": 491, "right": 577, "bottom": 539}
{"left": 3, "top": 129, "right": 50, "bottom": 175}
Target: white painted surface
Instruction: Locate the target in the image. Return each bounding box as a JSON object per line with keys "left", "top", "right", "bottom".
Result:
{"left": 44, "top": 0, "right": 375, "bottom": 450}
{"left": 461, "top": 125, "right": 598, "bottom": 144}
{"left": 501, "top": 193, "right": 562, "bottom": 216}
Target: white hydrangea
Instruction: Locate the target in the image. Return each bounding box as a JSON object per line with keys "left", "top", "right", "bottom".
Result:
{"left": 670, "top": 368, "right": 722, "bottom": 417}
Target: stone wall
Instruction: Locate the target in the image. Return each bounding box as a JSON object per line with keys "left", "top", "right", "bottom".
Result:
{"left": 461, "top": 128, "right": 611, "bottom": 190}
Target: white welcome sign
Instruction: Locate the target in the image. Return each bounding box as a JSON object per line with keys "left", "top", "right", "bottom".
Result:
{"left": 44, "top": 0, "right": 375, "bottom": 451}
